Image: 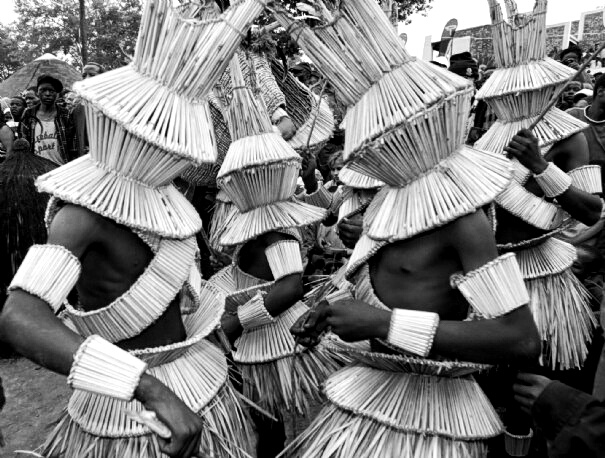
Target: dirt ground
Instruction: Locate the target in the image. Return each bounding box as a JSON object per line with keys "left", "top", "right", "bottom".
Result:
{"left": 0, "top": 357, "right": 70, "bottom": 458}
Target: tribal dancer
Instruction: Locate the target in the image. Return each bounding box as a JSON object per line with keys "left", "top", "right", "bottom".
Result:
{"left": 208, "top": 55, "right": 343, "bottom": 457}
{"left": 475, "top": 0, "right": 602, "bottom": 372}
{"left": 272, "top": 1, "right": 541, "bottom": 456}
{"left": 0, "top": 1, "right": 266, "bottom": 456}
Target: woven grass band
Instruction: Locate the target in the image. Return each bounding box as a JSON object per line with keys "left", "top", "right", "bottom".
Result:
{"left": 68, "top": 335, "right": 147, "bottom": 401}
{"left": 534, "top": 162, "right": 572, "bottom": 198}
{"left": 451, "top": 253, "right": 529, "bottom": 319}
{"left": 238, "top": 292, "right": 274, "bottom": 329}
{"left": 387, "top": 309, "right": 440, "bottom": 357}
{"left": 265, "top": 240, "right": 304, "bottom": 281}
{"left": 9, "top": 244, "right": 81, "bottom": 313}
{"left": 569, "top": 165, "right": 603, "bottom": 194}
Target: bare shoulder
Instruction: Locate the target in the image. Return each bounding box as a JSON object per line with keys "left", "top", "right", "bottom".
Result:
{"left": 47, "top": 205, "right": 104, "bottom": 258}
{"left": 549, "top": 132, "right": 589, "bottom": 171}
{"left": 448, "top": 210, "right": 498, "bottom": 272}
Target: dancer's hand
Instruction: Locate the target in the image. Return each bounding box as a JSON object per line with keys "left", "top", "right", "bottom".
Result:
{"left": 337, "top": 214, "right": 363, "bottom": 248}
{"left": 135, "top": 375, "right": 203, "bottom": 457}
{"left": 513, "top": 372, "right": 554, "bottom": 415}
{"left": 324, "top": 299, "right": 390, "bottom": 342}
{"left": 504, "top": 129, "right": 548, "bottom": 174}
{"left": 291, "top": 302, "right": 329, "bottom": 347}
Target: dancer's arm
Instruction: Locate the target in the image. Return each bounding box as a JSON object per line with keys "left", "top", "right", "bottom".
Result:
{"left": 506, "top": 129, "right": 602, "bottom": 226}
{"left": 0, "top": 206, "right": 203, "bottom": 457}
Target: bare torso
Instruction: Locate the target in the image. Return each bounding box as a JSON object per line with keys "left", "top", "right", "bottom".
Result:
{"left": 64, "top": 205, "right": 186, "bottom": 350}
{"left": 369, "top": 227, "right": 469, "bottom": 321}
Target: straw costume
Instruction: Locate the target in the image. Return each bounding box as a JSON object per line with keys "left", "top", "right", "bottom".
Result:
{"left": 6, "top": 1, "right": 270, "bottom": 456}
{"left": 272, "top": 1, "right": 535, "bottom": 457}
{"left": 476, "top": 0, "right": 599, "bottom": 371}
{"left": 207, "top": 54, "right": 345, "bottom": 424}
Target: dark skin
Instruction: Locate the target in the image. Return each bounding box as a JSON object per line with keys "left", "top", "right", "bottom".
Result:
{"left": 336, "top": 212, "right": 363, "bottom": 249}
{"left": 0, "top": 205, "right": 203, "bottom": 457}
{"left": 586, "top": 85, "right": 605, "bottom": 122}
{"left": 23, "top": 90, "right": 39, "bottom": 110}
{"left": 9, "top": 97, "right": 25, "bottom": 122}
{"left": 0, "top": 124, "right": 13, "bottom": 155}
{"left": 36, "top": 82, "right": 58, "bottom": 120}
{"left": 221, "top": 231, "right": 304, "bottom": 343}
{"left": 496, "top": 129, "right": 602, "bottom": 245}
{"left": 294, "top": 210, "right": 541, "bottom": 365}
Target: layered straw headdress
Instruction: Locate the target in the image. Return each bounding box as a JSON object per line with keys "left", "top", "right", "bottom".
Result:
{"left": 216, "top": 55, "right": 327, "bottom": 246}
{"left": 475, "top": 0, "right": 587, "bottom": 158}
{"left": 274, "top": 0, "right": 512, "bottom": 244}
{"left": 36, "top": 0, "right": 266, "bottom": 239}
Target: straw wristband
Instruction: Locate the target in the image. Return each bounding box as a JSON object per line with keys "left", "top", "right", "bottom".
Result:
{"left": 533, "top": 163, "right": 572, "bottom": 198}
{"left": 387, "top": 309, "right": 440, "bottom": 357}
{"left": 68, "top": 335, "right": 148, "bottom": 401}
{"left": 238, "top": 292, "right": 274, "bottom": 330}
{"left": 568, "top": 165, "right": 602, "bottom": 194}
{"left": 265, "top": 240, "right": 303, "bottom": 281}
{"left": 9, "top": 244, "right": 81, "bottom": 313}
{"left": 451, "top": 253, "right": 529, "bottom": 319}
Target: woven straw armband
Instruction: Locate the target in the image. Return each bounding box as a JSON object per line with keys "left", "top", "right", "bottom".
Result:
{"left": 387, "top": 309, "right": 440, "bottom": 357}
{"left": 265, "top": 240, "right": 303, "bottom": 281}
{"left": 325, "top": 289, "right": 354, "bottom": 306}
{"left": 237, "top": 291, "right": 274, "bottom": 330}
{"left": 451, "top": 253, "right": 529, "bottom": 319}
{"left": 568, "top": 165, "right": 603, "bottom": 194}
{"left": 534, "top": 163, "right": 572, "bottom": 198}
{"left": 68, "top": 335, "right": 147, "bottom": 401}
{"left": 300, "top": 184, "right": 333, "bottom": 209}
{"left": 9, "top": 244, "right": 81, "bottom": 313}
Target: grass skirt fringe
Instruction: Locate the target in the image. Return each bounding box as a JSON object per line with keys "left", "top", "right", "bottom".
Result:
{"left": 39, "top": 384, "right": 253, "bottom": 458}
{"left": 280, "top": 404, "right": 488, "bottom": 458}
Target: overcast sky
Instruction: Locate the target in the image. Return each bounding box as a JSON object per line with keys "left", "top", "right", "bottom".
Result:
{"left": 1, "top": 0, "right": 604, "bottom": 57}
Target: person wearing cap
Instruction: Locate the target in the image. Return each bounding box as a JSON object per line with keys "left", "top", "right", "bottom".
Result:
{"left": 573, "top": 88, "right": 593, "bottom": 108}
{"left": 19, "top": 74, "right": 78, "bottom": 166}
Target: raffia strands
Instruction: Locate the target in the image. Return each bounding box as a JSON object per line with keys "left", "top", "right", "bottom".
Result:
{"left": 452, "top": 253, "right": 529, "bottom": 319}
{"left": 75, "top": 0, "right": 266, "bottom": 163}
{"left": 504, "top": 428, "right": 533, "bottom": 457}
{"left": 36, "top": 155, "right": 202, "bottom": 239}
{"left": 180, "top": 99, "right": 231, "bottom": 186}
{"left": 339, "top": 165, "right": 384, "bottom": 189}
{"left": 481, "top": 85, "right": 559, "bottom": 121}
{"left": 325, "top": 366, "right": 502, "bottom": 439}
{"left": 274, "top": 0, "right": 410, "bottom": 106}
{"left": 475, "top": 107, "right": 587, "bottom": 156}
{"left": 235, "top": 302, "right": 344, "bottom": 417}
{"left": 363, "top": 147, "right": 512, "bottom": 242}
{"left": 219, "top": 200, "right": 327, "bottom": 246}
{"left": 569, "top": 165, "right": 603, "bottom": 194}
{"left": 476, "top": 59, "right": 574, "bottom": 100}
{"left": 232, "top": 264, "right": 272, "bottom": 291}
{"left": 64, "top": 237, "right": 197, "bottom": 342}
{"left": 209, "top": 200, "right": 238, "bottom": 252}
{"left": 221, "top": 52, "right": 287, "bottom": 121}
{"left": 511, "top": 158, "right": 532, "bottom": 184}
{"left": 487, "top": 0, "right": 547, "bottom": 68}
{"left": 288, "top": 97, "right": 335, "bottom": 152}
{"left": 524, "top": 266, "right": 596, "bottom": 370}
{"left": 343, "top": 63, "right": 472, "bottom": 167}
{"left": 514, "top": 235, "right": 576, "bottom": 279}
{"left": 495, "top": 180, "right": 568, "bottom": 231}
{"left": 338, "top": 188, "right": 376, "bottom": 223}
{"left": 280, "top": 404, "right": 490, "bottom": 458}
{"left": 219, "top": 159, "right": 301, "bottom": 212}
{"left": 345, "top": 235, "right": 388, "bottom": 280}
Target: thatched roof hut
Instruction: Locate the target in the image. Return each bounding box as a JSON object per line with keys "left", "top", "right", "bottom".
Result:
{"left": 0, "top": 54, "right": 81, "bottom": 97}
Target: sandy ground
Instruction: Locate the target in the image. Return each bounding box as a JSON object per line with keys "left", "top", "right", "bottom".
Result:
{"left": 0, "top": 357, "right": 71, "bottom": 458}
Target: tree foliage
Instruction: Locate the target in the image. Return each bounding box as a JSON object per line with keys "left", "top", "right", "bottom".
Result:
{"left": 5, "top": 0, "right": 141, "bottom": 73}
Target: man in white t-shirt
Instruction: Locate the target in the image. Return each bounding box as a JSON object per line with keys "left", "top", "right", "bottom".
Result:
{"left": 19, "top": 74, "right": 78, "bottom": 166}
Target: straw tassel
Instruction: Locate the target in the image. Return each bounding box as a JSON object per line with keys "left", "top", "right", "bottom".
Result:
{"left": 9, "top": 244, "right": 81, "bottom": 313}
{"left": 569, "top": 165, "right": 603, "bottom": 194}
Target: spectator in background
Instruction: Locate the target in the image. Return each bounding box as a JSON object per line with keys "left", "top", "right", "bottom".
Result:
{"left": 561, "top": 46, "right": 591, "bottom": 84}
{"left": 22, "top": 87, "right": 39, "bottom": 110}
{"left": 558, "top": 81, "right": 582, "bottom": 111}
{"left": 0, "top": 116, "right": 14, "bottom": 158}
{"left": 448, "top": 51, "right": 479, "bottom": 82}
{"left": 20, "top": 74, "right": 78, "bottom": 166}
{"left": 9, "top": 96, "right": 26, "bottom": 123}
{"left": 81, "top": 61, "right": 104, "bottom": 79}
{"left": 72, "top": 61, "right": 106, "bottom": 156}
{"left": 573, "top": 89, "right": 594, "bottom": 108}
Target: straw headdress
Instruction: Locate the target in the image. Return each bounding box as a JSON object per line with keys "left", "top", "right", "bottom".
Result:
{"left": 36, "top": 0, "right": 266, "bottom": 238}
{"left": 216, "top": 55, "right": 327, "bottom": 246}
{"left": 275, "top": 0, "right": 512, "bottom": 243}
{"left": 475, "top": 0, "right": 587, "bottom": 154}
